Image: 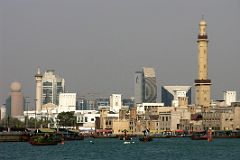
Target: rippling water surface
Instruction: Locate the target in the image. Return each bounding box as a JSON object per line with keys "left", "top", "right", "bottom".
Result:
{"left": 1, "top": 138, "right": 240, "bottom": 160}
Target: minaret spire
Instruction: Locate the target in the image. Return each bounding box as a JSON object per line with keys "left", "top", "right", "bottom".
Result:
{"left": 35, "top": 67, "right": 43, "bottom": 112}
{"left": 195, "top": 18, "right": 212, "bottom": 111}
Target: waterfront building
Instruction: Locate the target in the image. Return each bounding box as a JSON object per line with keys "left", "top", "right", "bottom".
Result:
{"left": 42, "top": 69, "right": 65, "bottom": 105}
{"left": 202, "top": 102, "right": 240, "bottom": 130}
{"left": 223, "top": 91, "right": 237, "bottom": 106}
{"left": 75, "top": 110, "right": 99, "bottom": 131}
{"left": 5, "top": 81, "right": 25, "bottom": 118}
{"left": 194, "top": 18, "right": 212, "bottom": 110}
{"left": 161, "top": 86, "right": 191, "bottom": 107}
{"left": 134, "top": 67, "right": 157, "bottom": 104}
{"left": 95, "top": 108, "right": 119, "bottom": 132}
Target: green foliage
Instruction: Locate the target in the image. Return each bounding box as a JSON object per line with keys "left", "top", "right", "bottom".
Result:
{"left": 57, "top": 111, "right": 76, "bottom": 128}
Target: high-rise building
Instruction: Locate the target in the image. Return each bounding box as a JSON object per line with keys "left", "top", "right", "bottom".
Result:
{"left": 42, "top": 69, "right": 65, "bottom": 105}
{"left": 134, "top": 71, "right": 143, "bottom": 104}
{"left": 134, "top": 67, "right": 157, "bottom": 104}
{"left": 194, "top": 18, "right": 212, "bottom": 110}
{"left": 143, "top": 67, "right": 157, "bottom": 103}
{"left": 161, "top": 86, "right": 191, "bottom": 107}
{"left": 5, "top": 81, "right": 25, "bottom": 117}
{"left": 223, "top": 91, "right": 237, "bottom": 106}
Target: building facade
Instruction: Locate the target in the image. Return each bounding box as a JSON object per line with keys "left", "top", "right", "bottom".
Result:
{"left": 134, "top": 71, "right": 143, "bottom": 104}
{"left": 134, "top": 67, "right": 157, "bottom": 104}
{"left": 42, "top": 69, "right": 65, "bottom": 105}
{"left": 110, "top": 94, "right": 122, "bottom": 113}
{"left": 223, "top": 91, "right": 237, "bottom": 106}
{"left": 5, "top": 82, "right": 25, "bottom": 118}
{"left": 58, "top": 93, "right": 76, "bottom": 111}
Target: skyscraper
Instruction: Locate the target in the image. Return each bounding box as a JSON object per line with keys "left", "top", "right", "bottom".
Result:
{"left": 134, "top": 71, "right": 143, "bottom": 104}
{"left": 5, "top": 82, "right": 25, "bottom": 117}
{"left": 194, "top": 18, "right": 212, "bottom": 110}
{"left": 42, "top": 70, "right": 65, "bottom": 105}
{"left": 134, "top": 67, "right": 157, "bottom": 104}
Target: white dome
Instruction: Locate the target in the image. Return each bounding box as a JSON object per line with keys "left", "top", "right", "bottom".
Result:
{"left": 10, "top": 81, "right": 22, "bottom": 92}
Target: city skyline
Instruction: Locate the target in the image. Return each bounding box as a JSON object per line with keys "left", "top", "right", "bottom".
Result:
{"left": 1, "top": 1, "right": 240, "bottom": 104}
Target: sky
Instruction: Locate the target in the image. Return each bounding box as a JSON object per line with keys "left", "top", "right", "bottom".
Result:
{"left": 0, "top": 0, "right": 240, "bottom": 107}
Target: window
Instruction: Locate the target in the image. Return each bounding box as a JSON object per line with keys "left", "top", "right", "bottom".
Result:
{"left": 85, "top": 117, "right": 88, "bottom": 122}
{"left": 91, "top": 118, "right": 94, "bottom": 121}
{"left": 166, "top": 117, "right": 168, "bottom": 121}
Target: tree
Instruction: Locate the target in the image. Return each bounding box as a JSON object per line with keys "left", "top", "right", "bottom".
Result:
{"left": 57, "top": 111, "right": 76, "bottom": 128}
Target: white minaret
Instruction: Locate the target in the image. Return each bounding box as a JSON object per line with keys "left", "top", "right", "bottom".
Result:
{"left": 195, "top": 17, "right": 212, "bottom": 111}
{"left": 35, "top": 67, "right": 43, "bottom": 112}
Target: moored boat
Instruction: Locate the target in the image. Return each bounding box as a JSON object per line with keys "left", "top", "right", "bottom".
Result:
{"left": 57, "top": 128, "right": 84, "bottom": 141}
{"left": 139, "top": 136, "right": 153, "bottom": 142}
{"left": 212, "top": 130, "right": 240, "bottom": 138}
{"left": 29, "top": 128, "right": 64, "bottom": 145}
{"left": 191, "top": 130, "right": 209, "bottom": 140}
{"left": 29, "top": 134, "right": 60, "bottom": 145}
{"left": 119, "top": 129, "right": 132, "bottom": 140}
{"left": 139, "top": 129, "right": 153, "bottom": 142}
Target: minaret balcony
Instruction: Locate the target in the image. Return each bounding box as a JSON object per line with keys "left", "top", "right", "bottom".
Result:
{"left": 198, "top": 35, "right": 208, "bottom": 39}
{"left": 194, "top": 79, "right": 211, "bottom": 85}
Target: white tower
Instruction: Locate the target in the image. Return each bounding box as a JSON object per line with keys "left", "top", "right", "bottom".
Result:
{"left": 35, "top": 67, "right": 43, "bottom": 112}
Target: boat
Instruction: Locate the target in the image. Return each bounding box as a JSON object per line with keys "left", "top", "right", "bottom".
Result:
{"left": 139, "top": 136, "right": 153, "bottom": 142}
{"left": 139, "top": 129, "right": 153, "bottom": 142}
{"left": 191, "top": 131, "right": 208, "bottom": 140}
{"left": 57, "top": 129, "right": 84, "bottom": 141}
{"left": 29, "top": 128, "right": 64, "bottom": 145}
{"left": 29, "top": 135, "right": 59, "bottom": 145}
{"left": 119, "top": 129, "right": 131, "bottom": 140}
{"left": 212, "top": 130, "right": 240, "bottom": 138}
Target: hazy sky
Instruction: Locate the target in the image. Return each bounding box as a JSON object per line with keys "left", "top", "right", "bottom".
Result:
{"left": 1, "top": 0, "right": 240, "bottom": 106}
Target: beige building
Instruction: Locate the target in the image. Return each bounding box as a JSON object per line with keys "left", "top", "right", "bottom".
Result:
{"left": 9, "top": 82, "right": 24, "bottom": 117}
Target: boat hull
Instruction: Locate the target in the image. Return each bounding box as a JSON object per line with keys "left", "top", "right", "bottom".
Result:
{"left": 139, "top": 136, "right": 153, "bottom": 142}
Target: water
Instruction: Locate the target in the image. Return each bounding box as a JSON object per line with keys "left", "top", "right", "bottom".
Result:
{"left": 0, "top": 138, "right": 240, "bottom": 160}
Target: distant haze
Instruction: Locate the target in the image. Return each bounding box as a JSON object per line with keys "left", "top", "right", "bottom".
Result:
{"left": 1, "top": 0, "right": 240, "bottom": 106}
